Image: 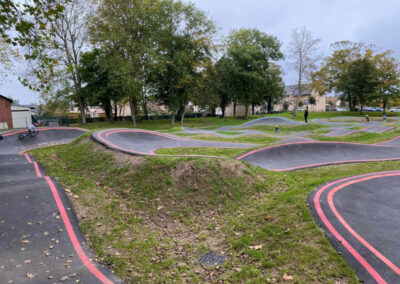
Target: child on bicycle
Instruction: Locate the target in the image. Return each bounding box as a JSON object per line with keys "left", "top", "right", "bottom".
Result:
{"left": 28, "top": 123, "right": 38, "bottom": 133}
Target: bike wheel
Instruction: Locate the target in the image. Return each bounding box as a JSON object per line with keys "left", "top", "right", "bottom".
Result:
{"left": 30, "top": 131, "right": 39, "bottom": 137}
{"left": 18, "top": 134, "right": 25, "bottom": 140}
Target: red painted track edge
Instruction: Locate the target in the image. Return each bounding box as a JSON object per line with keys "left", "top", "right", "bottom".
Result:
{"left": 23, "top": 153, "right": 114, "bottom": 284}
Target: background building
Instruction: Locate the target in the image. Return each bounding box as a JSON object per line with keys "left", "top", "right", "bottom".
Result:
{"left": 0, "top": 95, "right": 13, "bottom": 130}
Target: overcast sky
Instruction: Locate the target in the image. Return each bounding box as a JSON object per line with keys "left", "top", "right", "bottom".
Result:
{"left": 1, "top": 0, "right": 400, "bottom": 104}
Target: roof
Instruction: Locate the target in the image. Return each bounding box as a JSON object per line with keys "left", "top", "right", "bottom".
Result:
{"left": 285, "top": 85, "right": 312, "bottom": 97}
{"left": 0, "top": 95, "right": 13, "bottom": 102}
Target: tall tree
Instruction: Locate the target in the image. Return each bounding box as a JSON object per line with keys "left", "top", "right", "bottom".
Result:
{"left": 90, "top": 0, "right": 168, "bottom": 126}
{"left": 225, "top": 28, "right": 283, "bottom": 119}
{"left": 151, "top": 0, "right": 215, "bottom": 125}
{"left": 347, "top": 57, "right": 378, "bottom": 113}
{"left": 262, "top": 65, "right": 285, "bottom": 113}
{"left": 373, "top": 51, "right": 400, "bottom": 114}
{"left": 312, "top": 41, "right": 370, "bottom": 111}
{"left": 288, "top": 26, "right": 320, "bottom": 116}
{"left": 0, "top": 38, "right": 20, "bottom": 84}
{"left": 21, "top": 0, "right": 92, "bottom": 123}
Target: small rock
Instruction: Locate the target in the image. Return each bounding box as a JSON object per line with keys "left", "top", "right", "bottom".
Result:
{"left": 24, "top": 260, "right": 32, "bottom": 264}
{"left": 73, "top": 195, "right": 79, "bottom": 199}
{"left": 43, "top": 231, "right": 49, "bottom": 236}
{"left": 60, "top": 276, "right": 68, "bottom": 281}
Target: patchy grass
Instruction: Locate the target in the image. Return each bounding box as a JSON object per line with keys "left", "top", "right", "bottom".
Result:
{"left": 29, "top": 134, "right": 391, "bottom": 283}
{"left": 155, "top": 147, "right": 249, "bottom": 158}
{"left": 175, "top": 133, "right": 280, "bottom": 144}
{"left": 215, "top": 131, "right": 244, "bottom": 136}
{"left": 308, "top": 127, "right": 400, "bottom": 144}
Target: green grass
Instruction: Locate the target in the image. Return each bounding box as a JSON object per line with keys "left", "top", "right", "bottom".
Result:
{"left": 155, "top": 147, "right": 249, "bottom": 158}
{"left": 175, "top": 133, "right": 280, "bottom": 144}
{"left": 30, "top": 135, "right": 373, "bottom": 283}
{"left": 215, "top": 131, "right": 244, "bottom": 136}
{"left": 308, "top": 127, "right": 400, "bottom": 144}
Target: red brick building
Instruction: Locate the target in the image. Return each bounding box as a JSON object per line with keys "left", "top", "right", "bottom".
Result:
{"left": 0, "top": 95, "right": 13, "bottom": 129}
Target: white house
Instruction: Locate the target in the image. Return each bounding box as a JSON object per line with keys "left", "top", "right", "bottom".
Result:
{"left": 11, "top": 105, "right": 32, "bottom": 128}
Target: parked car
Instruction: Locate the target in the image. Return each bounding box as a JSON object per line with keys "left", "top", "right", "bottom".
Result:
{"left": 389, "top": 107, "right": 400, "bottom": 112}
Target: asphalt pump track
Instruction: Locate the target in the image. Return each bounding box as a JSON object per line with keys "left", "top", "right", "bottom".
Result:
{"left": 0, "top": 128, "right": 122, "bottom": 283}
{"left": 92, "top": 129, "right": 256, "bottom": 155}
{"left": 309, "top": 171, "right": 400, "bottom": 283}
{"left": 3, "top": 124, "right": 400, "bottom": 283}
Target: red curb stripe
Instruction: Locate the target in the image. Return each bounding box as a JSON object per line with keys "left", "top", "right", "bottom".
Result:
{"left": 44, "top": 177, "right": 114, "bottom": 284}
{"left": 24, "top": 153, "right": 32, "bottom": 163}
{"left": 22, "top": 153, "right": 114, "bottom": 283}
{"left": 314, "top": 175, "right": 389, "bottom": 284}
{"left": 313, "top": 171, "right": 400, "bottom": 283}
{"left": 328, "top": 173, "right": 400, "bottom": 275}
{"left": 33, "top": 162, "right": 42, "bottom": 177}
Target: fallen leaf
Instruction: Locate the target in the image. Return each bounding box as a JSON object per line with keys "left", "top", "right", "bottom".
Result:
{"left": 25, "top": 273, "right": 35, "bottom": 279}
{"left": 283, "top": 273, "right": 293, "bottom": 281}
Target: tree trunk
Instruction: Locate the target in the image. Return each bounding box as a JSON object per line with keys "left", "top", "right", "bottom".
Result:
{"left": 77, "top": 94, "right": 86, "bottom": 124}
{"left": 293, "top": 70, "right": 302, "bottom": 117}
{"left": 251, "top": 103, "right": 255, "bottom": 115}
{"left": 180, "top": 108, "right": 185, "bottom": 125}
{"left": 105, "top": 99, "right": 113, "bottom": 123}
{"left": 211, "top": 107, "right": 216, "bottom": 117}
{"left": 245, "top": 103, "right": 249, "bottom": 119}
{"left": 233, "top": 102, "right": 237, "bottom": 117}
{"left": 113, "top": 101, "right": 118, "bottom": 121}
{"left": 171, "top": 110, "right": 175, "bottom": 125}
{"left": 221, "top": 105, "right": 226, "bottom": 118}
{"left": 129, "top": 96, "right": 136, "bottom": 127}
{"left": 267, "top": 95, "right": 272, "bottom": 113}
{"left": 383, "top": 100, "right": 387, "bottom": 115}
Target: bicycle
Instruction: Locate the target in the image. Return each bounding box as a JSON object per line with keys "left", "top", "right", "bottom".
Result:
{"left": 18, "top": 130, "right": 39, "bottom": 140}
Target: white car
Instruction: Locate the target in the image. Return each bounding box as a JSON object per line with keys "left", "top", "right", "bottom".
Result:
{"left": 389, "top": 107, "right": 400, "bottom": 112}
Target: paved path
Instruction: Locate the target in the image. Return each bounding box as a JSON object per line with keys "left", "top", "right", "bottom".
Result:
{"left": 308, "top": 171, "right": 400, "bottom": 283}
{"left": 236, "top": 138, "right": 400, "bottom": 171}
{"left": 92, "top": 129, "right": 256, "bottom": 155}
{"left": 0, "top": 128, "right": 122, "bottom": 284}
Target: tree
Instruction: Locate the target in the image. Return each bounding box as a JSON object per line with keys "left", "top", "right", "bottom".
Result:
{"left": 312, "top": 41, "right": 372, "bottom": 111}
{"left": 225, "top": 28, "right": 283, "bottom": 118}
{"left": 150, "top": 0, "right": 216, "bottom": 125}
{"left": 213, "top": 57, "right": 233, "bottom": 118}
{"left": 80, "top": 49, "right": 123, "bottom": 122}
{"left": 0, "top": 38, "right": 20, "bottom": 84}
{"left": 347, "top": 57, "right": 378, "bottom": 113}
{"left": 190, "top": 64, "right": 220, "bottom": 121}
{"left": 262, "top": 65, "right": 285, "bottom": 113}
{"left": 288, "top": 26, "right": 321, "bottom": 116}
{"left": 21, "top": 0, "right": 92, "bottom": 123}
{"left": 373, "top": 51, "right": 400, "bottom": 114}
{"left": 91, "top": 0, "right": 176, "bottom": 126}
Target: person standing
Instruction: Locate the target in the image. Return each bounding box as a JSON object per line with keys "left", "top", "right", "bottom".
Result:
{"left": 304, "top": 106, "right": 309, "bottom": 124}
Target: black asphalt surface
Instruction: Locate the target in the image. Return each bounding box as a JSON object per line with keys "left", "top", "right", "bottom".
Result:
{"left": 92, "top": 129, "right": 256, "bottom": 155}
{"left": 0, "top": 128, "right": 122, "bottom": 283}
{"left": 308, "top": 171, "right": 400, "bottom": 284}
{"left": 237, "top": 140, "right": 400, "bottom": 171}
{"left": 0, "top": 127, "right": 88, "bottom": 154}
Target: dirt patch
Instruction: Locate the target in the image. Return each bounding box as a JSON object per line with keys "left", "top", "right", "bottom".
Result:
{"left": 92, "top": 139, "right": 145, "bottom": 167}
